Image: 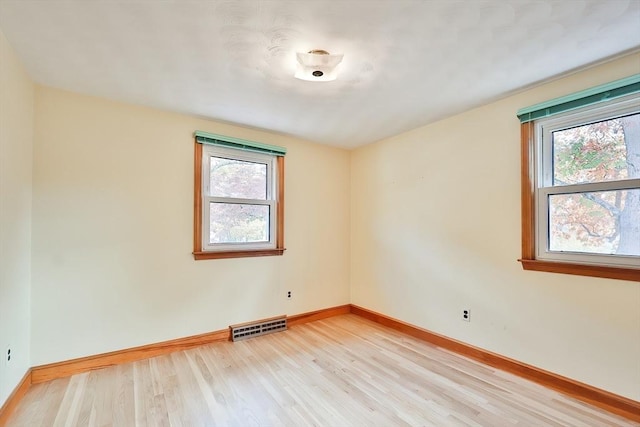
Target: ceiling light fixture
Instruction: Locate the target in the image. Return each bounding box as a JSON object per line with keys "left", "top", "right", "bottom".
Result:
{"left": 295, "top": 49, "right": 344, "bottom": 82}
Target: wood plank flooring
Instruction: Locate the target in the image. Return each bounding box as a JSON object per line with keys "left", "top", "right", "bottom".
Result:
{"left": 7, "top": 314, "right": 637, "bottom": 426}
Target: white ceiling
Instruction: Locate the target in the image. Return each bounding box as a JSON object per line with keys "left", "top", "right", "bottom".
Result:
{"left": 1, "top": 1, "right": 639, "bottom": 149}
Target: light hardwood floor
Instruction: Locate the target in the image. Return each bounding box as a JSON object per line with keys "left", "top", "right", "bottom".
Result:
{"left": 7, "top": 315, "right": 637, "bottom": 426}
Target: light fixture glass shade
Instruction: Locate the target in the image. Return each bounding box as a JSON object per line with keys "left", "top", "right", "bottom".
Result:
{"left": 295, "top": 51, "right": 344, "bottom": 82}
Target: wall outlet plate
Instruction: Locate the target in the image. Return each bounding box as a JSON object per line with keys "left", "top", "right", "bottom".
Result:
{"left": 463, "top": 309, "right": 471, "bottom": 322}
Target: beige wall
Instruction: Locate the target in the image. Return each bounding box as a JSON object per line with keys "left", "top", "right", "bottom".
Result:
{"left": 31, "top": 87, "right": 351, "bottom": 366}
{"left": 0, "top": 29, "right": 33, "bottom": 405}
{"left": 351, "top": 53, "right": 640, "bottom": 400}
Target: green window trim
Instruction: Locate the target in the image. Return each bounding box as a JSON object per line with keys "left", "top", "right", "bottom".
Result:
{"left": 517, "top": 74, "right": 640, "bottom": 123}
{"left": 194, "top": 131, "right": 286, "bottom": 156}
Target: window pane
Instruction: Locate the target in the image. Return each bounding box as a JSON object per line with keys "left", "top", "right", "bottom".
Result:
{"left": 209, "top": 203, "right": 269, "bottom": 244}
{"left": 552, "top": 113, "right": 639, "bottom": 185}
{"left": 548, "top": 189, "right": 640, "bottom": 256}
{"left": 210, "top": 157, "right": 267, "bottom": 199}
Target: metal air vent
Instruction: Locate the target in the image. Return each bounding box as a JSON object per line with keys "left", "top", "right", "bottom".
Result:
{"left": 230, "top": 316, "right": 287, "bottom": 341}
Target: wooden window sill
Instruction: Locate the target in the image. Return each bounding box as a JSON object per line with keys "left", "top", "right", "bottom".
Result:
{"left": 193, "top": 248, "right": 286, "bottom": 260}
{"left": 519, "top": 259, "right": 640, "bottom": 282}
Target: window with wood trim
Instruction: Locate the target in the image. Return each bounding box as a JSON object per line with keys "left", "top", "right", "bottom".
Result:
{"left": 193, "top": 131, "right": 285, "bottom": 260}
{"left": 518, "top": 76, "right": 640, "bottom": 281}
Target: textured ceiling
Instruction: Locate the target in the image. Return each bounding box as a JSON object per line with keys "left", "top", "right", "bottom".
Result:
{"left": 1, "top": 0, "right": 639, "bottom": 148}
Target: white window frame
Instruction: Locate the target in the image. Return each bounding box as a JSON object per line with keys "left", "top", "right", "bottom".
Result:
{"left": 201, "top": 145, "right": 278, "bottom": 252}
{"left": 534, "top": 94, "right": 640, "bottom": 269}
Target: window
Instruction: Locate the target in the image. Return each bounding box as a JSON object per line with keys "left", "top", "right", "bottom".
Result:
{"left": 193, "top": 131, "right": 285, "bottom": 260}
{"left": 518, "top": 75, "right": 640, "bottom": 281}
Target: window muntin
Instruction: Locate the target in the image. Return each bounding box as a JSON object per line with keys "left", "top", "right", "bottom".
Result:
{"left": 534, "top": 95, "right": 640, "bottom": 269}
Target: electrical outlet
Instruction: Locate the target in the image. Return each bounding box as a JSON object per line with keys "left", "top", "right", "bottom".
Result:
{"left": 462, "top": 309, "right": 471, "bottom": 322}
{"left": 287, "top": 291, "right": 292, "bottom": 299}
{"left": 6, "top": 347, "right": 11, "bottom": 365}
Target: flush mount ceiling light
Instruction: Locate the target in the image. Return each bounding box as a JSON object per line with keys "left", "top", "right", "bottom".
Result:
{"left": 295, "top": 49, "right": 344, "bottom": 82}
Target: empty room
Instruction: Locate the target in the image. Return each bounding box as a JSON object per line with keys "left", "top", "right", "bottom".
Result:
{"left": 1, "top": 0, "right": 639, "bottom": 425}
